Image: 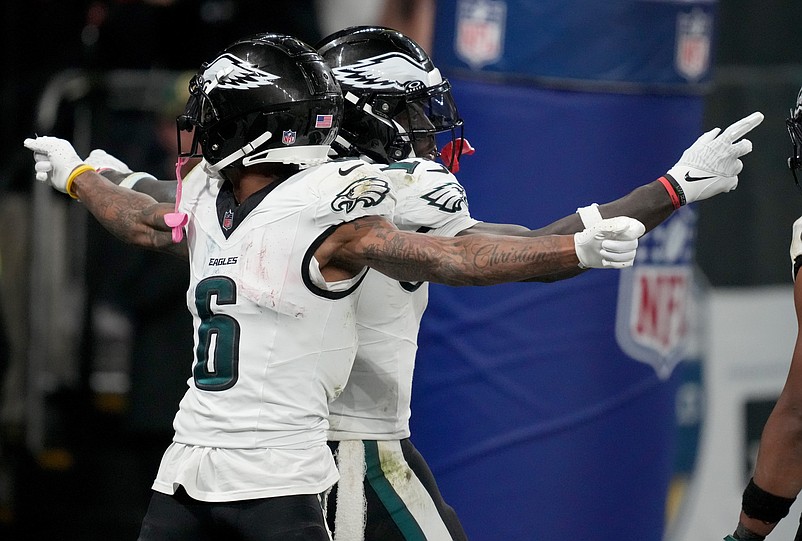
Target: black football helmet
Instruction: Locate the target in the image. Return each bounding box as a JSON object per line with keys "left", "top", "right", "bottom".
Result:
{"left": 787, "top": 85, "right": 802, "bottom": 192}
{"left": 177, "top": 33, "right": 342, "bottom": 173}
{"left": 316, "top": 26, "right": 464, "bottom": 166}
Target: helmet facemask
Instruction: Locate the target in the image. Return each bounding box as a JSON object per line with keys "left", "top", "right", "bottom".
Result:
{"left": 176, "top": 72, "right": 224, "bottom": 162}
{"left": 391, "top": 80, "right": 464, "bottom": 163}
{"left": 339, "top": 78, "right": 464, "bottom": 165}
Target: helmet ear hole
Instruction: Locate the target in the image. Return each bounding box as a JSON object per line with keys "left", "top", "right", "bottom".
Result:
{"left": 216, "top": 120, "right": 239, "bottom": 140}
{"left": 374, "top": 100, "right": 392, "bottom": 117}
{"left": 308, "top": 131, "right": 323, "bottom": 145}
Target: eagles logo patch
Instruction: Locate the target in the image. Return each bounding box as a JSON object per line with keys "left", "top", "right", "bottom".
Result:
{"left": 331, "top": 52, "right": 432, "bottom": 91}
{"left": 201, "top": 53, "right": 280, "bottom": 91}
{"left": 421, "top": 182, "right": 468, "bottom": 213}
{"left": 331, "top": 177, "right": 391, "bottom": 213}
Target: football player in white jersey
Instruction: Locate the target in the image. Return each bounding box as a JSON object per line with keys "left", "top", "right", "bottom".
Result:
{"left": 59, "top": 26, "right": 763, "bottom": 541}
{"left": 313, "top": 26, "right": 764, "bottom": 541}
{"left": 24, "top": 34, "right": 646, "bottom": 541}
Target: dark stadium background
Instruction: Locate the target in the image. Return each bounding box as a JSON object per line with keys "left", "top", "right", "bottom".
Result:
{"left": 0, "top": 1, "right": 800, "bottom": 539}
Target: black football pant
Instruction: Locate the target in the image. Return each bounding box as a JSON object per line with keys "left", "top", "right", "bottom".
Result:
{"left": 138, "top": 485, "right": 331, "bottom": 541}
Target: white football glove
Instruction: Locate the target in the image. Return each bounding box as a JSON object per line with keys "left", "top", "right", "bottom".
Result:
{"left": 31, "top": 147, "right": 133, "bottom": 184}
{"left": 576, "top": 203, "right": 603, "bottom": 228}
{"left": 574, "top": 216, "right": 646, "bottom": 269}
{"left": 23, "top": 136, "right": 92, "bottom": 197}
{"left": 664, "top": 111, "right": 764, "bottom": 205}
{"left": 790, "top": 216, "right": 802, "bottom": 281}
{"left": 85, "top": 149, "right": 133, "bottom": 174}
{"left": 85, "top": 148, "right": 159, "bottom": 189}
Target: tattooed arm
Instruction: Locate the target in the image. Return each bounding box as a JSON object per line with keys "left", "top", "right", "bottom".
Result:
{"left": 70, "top": 170, "right": 188, "bottom": 259}
{"left": 318, "top": 215, "right": 586, "bottom": 286}
{"left": 455, "top": 183, "right": 673, "bottom": 283}
{"left": 99, "top": 169, "right": 179, "bottom": 204}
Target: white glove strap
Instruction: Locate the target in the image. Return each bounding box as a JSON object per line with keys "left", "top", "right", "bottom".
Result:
{"left": 119, "top": 172, "right": 157, "bottom": 190}
{"left": 576, "top": 203, "right": 603, "bottom": 228}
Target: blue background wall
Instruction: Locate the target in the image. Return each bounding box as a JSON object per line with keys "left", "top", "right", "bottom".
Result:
{"left": 410, "top": 1, "right": 716, "bottom": 539}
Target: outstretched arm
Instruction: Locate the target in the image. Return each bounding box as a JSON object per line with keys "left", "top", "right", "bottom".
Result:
{"left": 82, "top": 149, "right": 179, "bottom": 203}
{"left": 316, "top": 214, "right": 644, "bottom": 286}
{"left": 70, "top": 170, "right": 184, "bottom": 256}
{"left": 24, "top": 136, "right": 186, "bottom": 258}
{"left": 460, "top": 180, "right": 671, "bottom": 239}
{"left": 464, "top": 111, "right": 765, "bottom": 239}
{"left": 457, "top": 112, "right": 764, "bottom": 283}
{"left": 103, "top": 171, "right": 178, "bottom": 203}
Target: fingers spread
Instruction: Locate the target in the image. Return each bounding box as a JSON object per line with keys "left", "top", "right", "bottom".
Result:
{"left": 729, "top": 138, "right": 753, "bottom": 158}
{"left": 695, "top": 127, "right": 722, "bottom": 146}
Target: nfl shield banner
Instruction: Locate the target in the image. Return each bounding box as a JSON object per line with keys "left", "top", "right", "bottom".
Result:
{"left": 436, "top": 0, "right": 716, "bottom": 91}
{"left": 455, "top": 0, "right": 507, "bottom": 69}
{"left": 414, "top": 2, "right": 715, "bottom": 539}
{"left": 616, "top": 208, "right": 699, "bottom": 379}
{"left": 675, "top": 8, "right": 713, "bottom": 82}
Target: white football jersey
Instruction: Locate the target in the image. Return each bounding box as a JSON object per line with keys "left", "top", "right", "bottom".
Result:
{"left": 327, "top": 158, "right": 478, "bottom": 441}
{"left": 152, "top": 159, "right": 396, "bottom": 501}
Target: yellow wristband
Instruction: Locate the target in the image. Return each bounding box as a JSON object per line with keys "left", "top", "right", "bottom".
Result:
{"left": 65, "top": 164, "right": 96, "bottom": 199}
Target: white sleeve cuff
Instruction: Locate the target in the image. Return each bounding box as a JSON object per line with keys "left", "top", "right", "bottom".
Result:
{"left": 576, "top": 203, "right": 603, "bottom": 228}
{"left": 119, "top": 172, "right": 157, "bottom": 189}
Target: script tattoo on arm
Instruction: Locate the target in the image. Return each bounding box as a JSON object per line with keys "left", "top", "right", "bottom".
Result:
{"left": 343, "top": 216, "right": 578, "bottom": 286}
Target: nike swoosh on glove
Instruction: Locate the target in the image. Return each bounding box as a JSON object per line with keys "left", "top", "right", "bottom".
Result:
{"left": 663, "top": 111, "right": 764, "bottom": 206}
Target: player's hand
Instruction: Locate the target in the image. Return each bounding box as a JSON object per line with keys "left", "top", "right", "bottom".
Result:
{"left": 23, "top": 136, "right": 92, "bottom": 197}
{"left": 665, "top": 111, "right": 764, "bottom": 205}
{"left": 85, "top": 148, "right": 133, "bottom": 174}
{"left": 790, "top": 216, "right": 802, "bottom": 281}
{"left": 574, "top": 216, "right": 646, "bottom": 269}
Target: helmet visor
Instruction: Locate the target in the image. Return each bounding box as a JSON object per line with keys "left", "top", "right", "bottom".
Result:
{"left": 400, "top": 80, "right": 462, "bottom": 136}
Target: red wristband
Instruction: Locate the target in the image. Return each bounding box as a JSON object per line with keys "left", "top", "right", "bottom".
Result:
{"left": 658, "top": 176, "right": 682, "bottom": 210}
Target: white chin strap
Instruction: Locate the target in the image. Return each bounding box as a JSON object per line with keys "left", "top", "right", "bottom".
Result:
{"left": 242, "top": 145, "right": 330, "bottom": 167}
{"left": 205, "top": 130, "right": 274, "bottom": 173}
{"left": 204, "top": 130, "right": 330, "bottom": 174}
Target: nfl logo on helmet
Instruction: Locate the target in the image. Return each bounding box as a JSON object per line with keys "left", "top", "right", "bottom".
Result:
{"left": 282, "top": 130, "right": 297, "bottom": 145}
